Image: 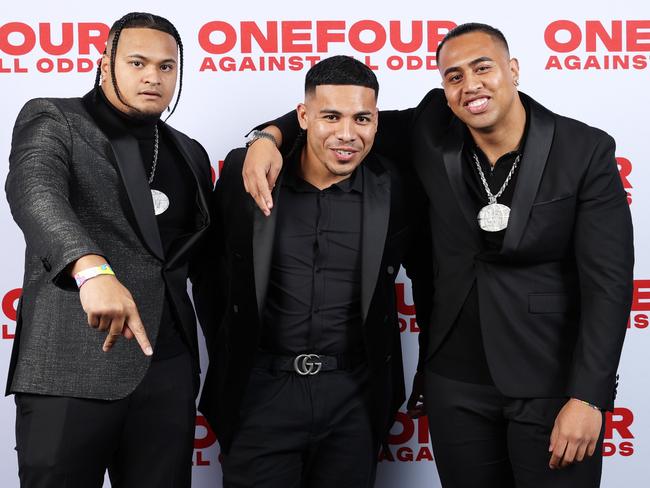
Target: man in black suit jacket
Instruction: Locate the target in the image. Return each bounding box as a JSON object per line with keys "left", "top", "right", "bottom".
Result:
{"left": 200, "top": 56, "right": 431, "bottom": 487}
{"left": 5, "top": 13, "right": 212, "bottom": 487}
{"left": 241, "top": 23, "right": 634, "bottom": 488}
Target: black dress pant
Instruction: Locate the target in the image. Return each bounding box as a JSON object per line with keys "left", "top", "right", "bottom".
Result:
{"left": 424, "top": 371, "right": 605, "bottom": 488}
{"left": 15, "top": 350, "right": 197, "bottom": 488}
{"left": 222, "top": 364, "right": 376, "bottom": 488}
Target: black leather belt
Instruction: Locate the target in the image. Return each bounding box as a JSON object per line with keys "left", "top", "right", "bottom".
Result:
{"left": 255, "top": 352, "right": 365, "bottom": 375}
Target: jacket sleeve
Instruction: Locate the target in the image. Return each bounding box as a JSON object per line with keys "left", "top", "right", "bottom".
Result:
{"left": 567, "top": 132, "right": 634, "bottom": 411}
{"left": 401, "top": 175, "right": 434, "bottom": 372}
{"left": 5, "top": 98, "right": 104, "bottom": 289}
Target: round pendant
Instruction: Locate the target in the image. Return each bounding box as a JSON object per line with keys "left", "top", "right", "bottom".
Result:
{"left": 477, "top": 203, "right": 510, "bottom": 232}
{"left": 151, "top": 189, "right": 170, "bottom": 216}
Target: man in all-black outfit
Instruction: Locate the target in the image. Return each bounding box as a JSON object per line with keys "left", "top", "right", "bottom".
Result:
{"left": 6, "top": 13, "right": 212, "bottom": 487}
{"left": 200, "top": 55, "right": 431, "bottom": 488}
{"left": 241, "top": 23, "right": 634, "bottom": 488}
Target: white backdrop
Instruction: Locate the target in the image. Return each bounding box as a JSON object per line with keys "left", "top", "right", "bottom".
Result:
{"left": 0, "top": 1, "right": 648, "bottom": 486}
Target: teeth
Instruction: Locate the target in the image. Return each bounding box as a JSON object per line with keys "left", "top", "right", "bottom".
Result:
{"left": 335, "top": 150, "right": 352, "bottom": 156}
{"left": 467, "top": 98, "right": 487, "bottom": 107}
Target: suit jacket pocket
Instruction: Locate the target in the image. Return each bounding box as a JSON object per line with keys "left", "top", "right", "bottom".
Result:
{"left": 528, "top": 293, "right": 571, "bottom": 314}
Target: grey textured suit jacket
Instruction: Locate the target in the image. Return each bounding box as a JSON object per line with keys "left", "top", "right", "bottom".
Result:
{"left": 5, "top": 92, "right": 212, "bottom": 400}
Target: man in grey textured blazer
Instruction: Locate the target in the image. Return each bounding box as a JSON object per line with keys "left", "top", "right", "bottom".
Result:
{"left": 5, "top": 12, "right": 214, "bottom": 488}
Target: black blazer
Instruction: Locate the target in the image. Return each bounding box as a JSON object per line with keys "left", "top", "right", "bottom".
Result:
{"left": 5, "top": 90, "right": 212, "bottom": 400}
{"left": 199, "top": 147, "right": 432, "bottom": 453}
{"left": 375, "top": 89, "right": 634, "bottom": 410}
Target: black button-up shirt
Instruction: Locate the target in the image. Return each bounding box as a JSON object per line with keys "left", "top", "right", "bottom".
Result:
{"left": 429, "top": 101, "right": 530, "bottom": 384}
{"left": 261, "top": 155, "right": 364, "bottom": 355}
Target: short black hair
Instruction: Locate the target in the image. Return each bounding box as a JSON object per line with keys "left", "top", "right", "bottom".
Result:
{"left": 305, "top": 55, "right": 379, "bottom": 99}
{"left": 94, "top": 12, "right": 184, "bottom": 119}
{"left": 436, "top": 23, "right": 509, "bottom": 62}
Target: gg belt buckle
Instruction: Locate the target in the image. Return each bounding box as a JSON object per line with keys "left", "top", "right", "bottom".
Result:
{"left": 293, "top": 354, "right": 322, "bottom": 375}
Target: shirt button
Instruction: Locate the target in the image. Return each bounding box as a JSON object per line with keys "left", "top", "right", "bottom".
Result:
{"left": 387, "top": 265, "right": 395, "bottom": 274}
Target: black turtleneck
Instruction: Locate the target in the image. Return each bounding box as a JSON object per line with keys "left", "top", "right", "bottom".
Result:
{"left": 91, "top": 88, "right": 197, "bottom": 360}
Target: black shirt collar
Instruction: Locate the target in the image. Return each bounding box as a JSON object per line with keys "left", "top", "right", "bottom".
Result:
{"left": 87, "top": 87, "right": 158, "bottom": 140}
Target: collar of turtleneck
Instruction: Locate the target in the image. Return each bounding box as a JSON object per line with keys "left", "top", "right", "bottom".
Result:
{"left": 91, "top": 86, "right": 159, "bottom": 141}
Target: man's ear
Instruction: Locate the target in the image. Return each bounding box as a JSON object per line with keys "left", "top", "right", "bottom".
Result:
{"left": 297, "top": 103, "right": 308, "bottom": 130}
{"left": 100, "top": 54, "right": 110, "bottom": 84}
{"left": 509, "top": 57, "right": 520, "bottom": 84}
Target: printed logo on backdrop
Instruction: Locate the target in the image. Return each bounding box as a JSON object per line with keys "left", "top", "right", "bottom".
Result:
{"left": 604, "top": 407, "right": 635, "bottom": 457}
{"left": 0, "top": 22, "right": 108, "bottom": 73}
{"left": 198, "top": 20, "right": 456, "bottom": 73}
{"left": 628, "top": 280, "right": 650, "bottom": 332}
{"left": 396, "top": 282, "right": 420, "bottom": 334}
{"left": 544, "top": 20, "right": 650, "bottom": 70}
{"left": 617, "top": 156, "right": 633, "bottom": 205}
{"left": 194, "top": 415, "right": 221, "bottom": 466}
{"left": 380, "top": 412, "right": 433, "bottom": 462}
{"left": 1, "top": 288, "right": 21, "bottom": 340}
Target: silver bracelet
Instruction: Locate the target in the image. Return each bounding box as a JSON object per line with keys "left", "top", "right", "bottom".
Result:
{"left": 246, "top": 130, "right": 278, "bottom": 148}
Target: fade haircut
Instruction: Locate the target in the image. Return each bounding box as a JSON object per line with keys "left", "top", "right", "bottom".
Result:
{"left": 436, "top": 23, "right": 510, "bottom": 61}
{"left": 305, "top": 55, "right": 379, "bottom": 99}
{"left": 94, "top": 12, "right": 184, "bottom": 119}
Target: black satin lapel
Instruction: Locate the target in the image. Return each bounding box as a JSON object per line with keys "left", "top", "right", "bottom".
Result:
{"left": 110, "top": 136, "right": 164, "bottom": 260}
{"left": 162, "top": 128, "right": 210, "bottom": 268}
{"left": 361, "top": 167, "right": 390, "bottom": 324}
{"left": 164, "top": 127, "right": 210, "bottom": 218}
{"left": 501, "top": 101, "right": 555, "bottom": 254}
{"left": 442, "top": 120, "right": 480, "bottom": 236}
{"left": 253, "top": 172, "right": 283, "bottom": 320}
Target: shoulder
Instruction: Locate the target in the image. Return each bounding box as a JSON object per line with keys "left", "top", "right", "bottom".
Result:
{"left": 526, "top": 93, "right": 614, "bottom": 147}
{"left": 15, "top": 96, "right": 83, "bottom": 124}
{"left": 412, "top": 88, "right": 454, "bottom": 130}
{"left": 220, "top": 147, "right": 247, "bottom": 180}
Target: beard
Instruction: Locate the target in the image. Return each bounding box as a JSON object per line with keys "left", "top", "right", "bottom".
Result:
{"left": 123, "top": 105, "right": 164, "bottom": 123}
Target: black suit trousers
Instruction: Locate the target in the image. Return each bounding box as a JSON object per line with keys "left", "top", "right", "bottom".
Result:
{"left": 222, "top": 363, "right": 377, "bottom": 488}
{"left": 14, "top": 350, "right": 196, "bottom": 488}
{"left": 424, "top": 371, "right": 604, "bottom": 488}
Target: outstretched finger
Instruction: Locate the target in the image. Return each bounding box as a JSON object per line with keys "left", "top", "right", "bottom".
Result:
{"left": 125, "top": 308, "right": 153, "bottom": 356}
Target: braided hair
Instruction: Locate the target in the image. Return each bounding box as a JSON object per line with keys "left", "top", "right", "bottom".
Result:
{"left": 95, "top": 12, "right": 184, "bottom": 120}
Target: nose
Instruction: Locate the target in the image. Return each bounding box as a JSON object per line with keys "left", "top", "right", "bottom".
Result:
{"left": 142, "top": 65, "right": 161, "bottom": 85}
{"left": 462, "top": 70, "right": 483, "bottom": 93}
{"left": 336, "top": 118, "right": 355, "bottom": 142}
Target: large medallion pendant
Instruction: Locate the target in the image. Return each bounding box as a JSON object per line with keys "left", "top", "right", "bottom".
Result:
{"left": 151, "top": 189, "right": 170, "bottom": 216}
{"left": 477, "top": 203, "right": 510, "bottom": 232}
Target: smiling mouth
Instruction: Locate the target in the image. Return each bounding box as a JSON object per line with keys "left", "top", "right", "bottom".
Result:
{"left": 464, "top": 97, "right": 489, "bottom": 114}
{"left": 331, "top": 148, "right": 358, "bottom": 162}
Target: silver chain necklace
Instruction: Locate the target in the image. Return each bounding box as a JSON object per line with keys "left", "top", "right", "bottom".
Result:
{"left": 148, "top": 125, "right": 159, "bottom": 184}
{"left": 148, "top": 125, "right": 170, "bottom": 216}
{"left": 472, "top": 151, "right": 521, "bottom": 232}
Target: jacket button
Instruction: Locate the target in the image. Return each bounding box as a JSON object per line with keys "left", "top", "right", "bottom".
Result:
{"left": 233, "top": 252, "right": 242, "bottom": 261}
{"left": 385, "top": 354, "right": 392, "bottom": 363}
{"left": 233, "top": 305, "right": 239, "bottom": 313}
{"left": 387, "top": 266, "right": 394, "bottom": 275}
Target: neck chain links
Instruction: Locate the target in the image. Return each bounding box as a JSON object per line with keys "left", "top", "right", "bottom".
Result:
{"left": 148, "top": 125, "right": 159, "bottom": 184}
{"left": 471, "top": 152, "right": 521, "bottom": 204}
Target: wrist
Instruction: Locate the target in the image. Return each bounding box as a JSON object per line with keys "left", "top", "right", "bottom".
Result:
{"left": 246, "top": 130, "right": 278, "bottom": 149}
{"left": 74, "top": 264, "right": 115, "bottom": 288}
{"left": 572, "top": 397, "right": 602, "bottom": 411}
